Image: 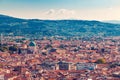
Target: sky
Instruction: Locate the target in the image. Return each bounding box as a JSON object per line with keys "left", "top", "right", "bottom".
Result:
{"left": 0, "top": 0, "right": 120, "bottom": 20}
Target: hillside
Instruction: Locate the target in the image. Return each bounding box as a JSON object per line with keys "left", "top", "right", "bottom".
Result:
{"left": 0, "top": 14, "right": 120, "bottom": 38}
{"left": 103, "top": 20, "right": 120, "bottom": 24}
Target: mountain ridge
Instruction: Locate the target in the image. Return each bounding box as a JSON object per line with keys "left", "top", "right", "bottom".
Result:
{"left": 103, "top": 20, "right": 120, "bottom": 24}
{"left": 0, "top": 14, "right": 120, "bottom": 38}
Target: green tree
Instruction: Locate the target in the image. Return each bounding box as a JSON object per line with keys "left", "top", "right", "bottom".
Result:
{"left": 0, "top": 46, "right": 9, "bottom": 52}
{"left": 9, "top": 45, "right": 18, "bottom": 53}
{"left": 96, "top": 58, "right": 106, "bottom": 64}
{"left": 44, "top": 44, "right": 52, "bottom": 49}
{"left": 0, "top": 64, "right": 3, "bottom": 68}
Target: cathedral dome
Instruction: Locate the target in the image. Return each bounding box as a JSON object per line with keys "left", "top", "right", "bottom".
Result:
{"left": 29, "top": 41, "right": 36, "bottom": 47}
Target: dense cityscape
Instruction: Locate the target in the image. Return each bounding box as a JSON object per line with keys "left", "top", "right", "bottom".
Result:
{"left": 1, "top": 0, "right": 120, "bottom": 80}
{"left": 0, "top": 35, "right": 120, "bottom": 80}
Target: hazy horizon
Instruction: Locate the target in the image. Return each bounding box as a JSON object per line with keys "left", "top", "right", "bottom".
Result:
{"left": 0, "top": 0, "right": 120, "bottom": 20}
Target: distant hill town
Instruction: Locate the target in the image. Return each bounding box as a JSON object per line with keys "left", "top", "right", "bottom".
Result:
{"left": 0, "top": 14, "right": 120, "bottom": 38}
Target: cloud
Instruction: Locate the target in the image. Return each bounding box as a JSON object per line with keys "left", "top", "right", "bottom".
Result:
{"left": 58, "top": 9, "right": 75, "bottom": 15}
{"left": 46, "top": 9, "right": 55, "bottom": 15}
{"left": 45, "top": 9, "right": 76, "bottom": 19}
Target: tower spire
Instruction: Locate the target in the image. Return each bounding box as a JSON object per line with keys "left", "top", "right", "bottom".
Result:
{"left": 0, "top": 33, "right": 3, "bottom": 47}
